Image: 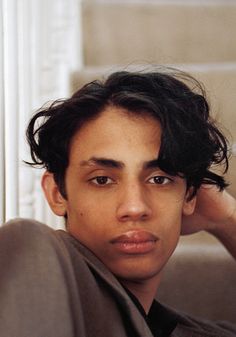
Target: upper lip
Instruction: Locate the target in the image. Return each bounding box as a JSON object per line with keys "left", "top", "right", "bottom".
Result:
{"left": 110, "top": 230, "right": 158, "bottom": 244}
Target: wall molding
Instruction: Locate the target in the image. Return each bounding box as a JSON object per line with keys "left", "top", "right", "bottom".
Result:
{"left": 0, "top": 0, "right": 82, "bottom": 227}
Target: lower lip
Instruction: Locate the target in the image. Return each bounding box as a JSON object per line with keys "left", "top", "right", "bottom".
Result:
{"left": 112, "top": 240, "right": 157, "bottom": 254}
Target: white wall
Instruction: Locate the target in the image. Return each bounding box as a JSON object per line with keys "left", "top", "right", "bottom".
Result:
{"left": 0, "top": 0, "right": 83, "bottom": 227}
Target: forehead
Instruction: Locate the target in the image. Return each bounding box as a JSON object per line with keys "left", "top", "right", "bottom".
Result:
{"left": 69, "top": 106, "right": 162, "bottom": 164}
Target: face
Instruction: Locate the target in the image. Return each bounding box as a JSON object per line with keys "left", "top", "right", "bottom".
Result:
{"left": 44, "top": 106, "right": 195, "bottom": 285}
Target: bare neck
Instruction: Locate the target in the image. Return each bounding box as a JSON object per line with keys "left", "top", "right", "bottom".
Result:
{"left": 120, "top": 275, "right": 162, "bottom": 314}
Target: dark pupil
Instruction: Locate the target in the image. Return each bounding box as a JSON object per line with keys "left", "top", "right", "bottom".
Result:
{"left": 154, "top": 176, "right": 164, "bottom": 184}
{"left": 97, "top": 176, "right": 108, "bottom": 184}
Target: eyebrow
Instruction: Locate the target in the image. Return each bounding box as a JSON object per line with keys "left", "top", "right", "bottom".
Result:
{"left": 80, "top": 157, "right": 160, "bottom": 170}
{"left": 80, "top": 157, "right": 125, "bottom": 169}
{"left": 143, "top": 159, "right": 160, "bottom": 170}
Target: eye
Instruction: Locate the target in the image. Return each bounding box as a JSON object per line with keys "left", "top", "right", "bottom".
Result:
{"left": 89, "top": 176, "right": 114, "bottom": 185}
{"left": 148, "top": 176, "right": 172, "bottom": 185}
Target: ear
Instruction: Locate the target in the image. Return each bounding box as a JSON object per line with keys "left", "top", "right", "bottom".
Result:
{"left": 41, "top": 171, "right": 67, "bottom": 216}
{"left": 182, "top": 189, "right": 197, "bottom": 216}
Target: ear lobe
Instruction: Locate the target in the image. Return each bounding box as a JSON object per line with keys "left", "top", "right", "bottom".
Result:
{"left": 182, "top": 194, "right": 197, "bottom": 216}
{"left": 41, "top": 171, "right": 67, "bottom": 216}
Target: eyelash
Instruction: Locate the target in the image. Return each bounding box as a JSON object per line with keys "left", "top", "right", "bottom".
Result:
{"left": 89, "top": 175, "right": 173, "bottom": 186}
{"left": 148, "top": 176, "right": 173, "bottom": 185}
{"left": 89, "top": 176, "right": 114, "bottom": 186}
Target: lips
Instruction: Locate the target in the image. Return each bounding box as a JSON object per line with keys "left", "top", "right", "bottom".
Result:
{"left": 110, "top": 230, "right": 158, "bottom": 254}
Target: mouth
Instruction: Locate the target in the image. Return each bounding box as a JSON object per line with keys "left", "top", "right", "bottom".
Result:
{"left": 110, "top": 230, "right": 158, "bottom": 254}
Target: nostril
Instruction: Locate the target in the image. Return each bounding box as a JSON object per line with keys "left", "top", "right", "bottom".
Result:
{"left": 116, "top": 188, "right": 152, "bottom": 221}
{"left": 119, "top": 214, "right": 130, "bottom": 222}
{"left": 117, "top": 207, "right": 151, "bottom": 222}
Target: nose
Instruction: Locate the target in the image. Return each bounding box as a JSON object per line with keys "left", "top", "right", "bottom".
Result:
{"left": 116, "top": 182, "right": 152, "bottom": 222}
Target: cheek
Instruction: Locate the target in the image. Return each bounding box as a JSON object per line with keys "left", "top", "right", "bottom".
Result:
{"left": 158, "top": 212, "right": 182, "bottom": 257}
{"left": 157, "top": 197, "right": 185, "bottom": 220}
{"left": 77, "top": 199, "right": 114, "bottom": 221}
{"left": 155, "top": 200, "right": 184, "bottom": 236}
{"left": 67, "top": 199, "right": 113, "bottom": 236}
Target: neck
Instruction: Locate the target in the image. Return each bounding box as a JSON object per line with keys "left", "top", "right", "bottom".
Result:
{"left": 120, "top": 275, "right": 162, "bottom": 314}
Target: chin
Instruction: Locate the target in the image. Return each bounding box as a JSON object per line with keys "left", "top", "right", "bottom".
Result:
{"left": 111, "top": 261, "right": 165, "bottom": 283}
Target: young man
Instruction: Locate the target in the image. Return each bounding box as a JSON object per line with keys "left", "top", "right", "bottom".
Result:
{"left": 0, "top": 69, "right": 236, "bottom": 337}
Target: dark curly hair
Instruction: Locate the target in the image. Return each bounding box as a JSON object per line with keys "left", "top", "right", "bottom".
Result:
{"left": 26, "top": 68, "right": 229, "bottom": 199}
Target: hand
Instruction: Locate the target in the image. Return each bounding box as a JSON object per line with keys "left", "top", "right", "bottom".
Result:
{"left": 181, "top": 185, "right": 236, "bottom": 236}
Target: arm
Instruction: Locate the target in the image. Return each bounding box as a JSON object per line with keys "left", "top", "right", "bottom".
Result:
{"left": 0, "top": 220, "right": 76, "bottom": 336}
{"left": 182, "top": 185, "right": 236, "bottom": 259}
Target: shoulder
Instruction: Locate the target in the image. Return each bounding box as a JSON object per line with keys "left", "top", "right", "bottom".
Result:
{"left": 0, "top": 218, "right": 57, "bottom": 251}
{"left": 0, "top": 219, "right": 84, "bottom": 336}
{"left": 0, "top": 218, "right": 75, "bottom": 270}
{"left": 158, "top": 302, "right": 236, "bottom": 337}
{"left": 0, "top": 218, "right": 92, "bottom": 271}
{"left": 2, "top": 217, "right": 54, "bottom": 230}
{"left": 179, "top": 315, "right": 236, "bottom": 337}
{"left": 0, "top": 218, "right": 88, "bottom": 292}
{"left": 1, "top": 217, "right": 54, "bottom": 236}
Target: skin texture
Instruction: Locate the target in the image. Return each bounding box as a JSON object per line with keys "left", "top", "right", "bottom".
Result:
{"left": 182, "top": 185, "right": 236, "bottom": 259}
{"left": 42, "top": 106, "right": 196, "bottom": 312}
